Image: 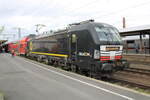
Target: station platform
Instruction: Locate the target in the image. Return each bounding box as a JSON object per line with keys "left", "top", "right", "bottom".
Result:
{"left": 0, "top": 93, "right": 4, "bottom": 100}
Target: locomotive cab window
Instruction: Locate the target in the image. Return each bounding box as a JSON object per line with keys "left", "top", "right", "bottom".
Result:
{"left": 95, "top": 26, "right": 122, "bottom": 42}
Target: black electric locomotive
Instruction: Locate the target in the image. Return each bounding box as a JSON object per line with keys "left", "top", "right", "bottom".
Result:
{"left": 27, "top": 20, "right": 129, "bottom": 77}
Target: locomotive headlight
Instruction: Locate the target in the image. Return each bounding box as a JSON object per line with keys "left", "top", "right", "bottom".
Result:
{"left": 100, "top": 45, "right": 106, "bottom": 51}
{"left": 94, "top": 49, "right": 100, "bottom": 59}
{"left": 120, "top": 45, "right": 123, "bottom": 51}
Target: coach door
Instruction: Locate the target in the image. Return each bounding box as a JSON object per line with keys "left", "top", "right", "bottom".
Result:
{"left": 69, "top": 33, "right": 78, "bottom": 61}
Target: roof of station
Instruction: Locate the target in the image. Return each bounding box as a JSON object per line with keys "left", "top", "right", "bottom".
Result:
{"left": 0, "top": 40, "right": 7, "bottom": 44}
{"left": 119, "top": 24, "right": 150, "bottom": 36}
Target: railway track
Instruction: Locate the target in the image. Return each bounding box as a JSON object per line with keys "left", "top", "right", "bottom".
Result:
{"left": 110, "top": 77, "right": 150, "bottom": 90}
{"left": 124, "top": 68, "right": 150, "bottom": 76}
{"left": 112, "top": 71, "right": 150, "bottom": 90}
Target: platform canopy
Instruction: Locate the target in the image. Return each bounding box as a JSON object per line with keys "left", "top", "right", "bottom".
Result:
{"left": 119, "top": 25, "right": 150, "bottom": 36}
{"left": 119, "top": 24, "right": 150, "bottom": 54}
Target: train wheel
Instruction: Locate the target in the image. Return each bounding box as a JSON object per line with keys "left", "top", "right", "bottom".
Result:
{"left": 37, "top": 57, "right": 41, "bottom": 62}
{"left": 89, "top": 65, "right": 100, "bottom": 79}
{"left": 54, "top": 61, "right": 59, "bottom": 67}
{"left": 45, "top": 59, "right": 49, "bottom": 65}
{"left": 76, "top": 66, "right": 82, "bottom": 74}
{"left": 89, "top": 70, "right": 93, "bottom": 78}
{"left": 71, "top": 64, "right": 77, "bottom": 72}
{"left": 89, "top": 66, "right": 93, "bottom": 78}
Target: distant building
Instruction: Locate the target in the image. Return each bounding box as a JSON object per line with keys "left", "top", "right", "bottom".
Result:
{"left": 119, "top": 24, "right": 150, "bottom": 54}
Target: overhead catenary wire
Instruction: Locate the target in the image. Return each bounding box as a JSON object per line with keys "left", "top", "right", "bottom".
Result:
{"left": 42, "top": 0, "right": 150, "bottom": 29}
{"left": 93, "top": 0, "right": 150, "bottom": 20}
{"left": 54, "top": 0, "right": 150, "bottom": 23}
{"left": 5, "top": 0, "right": 150, "bottom": 40}
{"left": 62, "top": 0, "right": 99, "bottom": 15}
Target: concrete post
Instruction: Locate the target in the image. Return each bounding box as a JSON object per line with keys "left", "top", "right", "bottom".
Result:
{"left": 139, "top": 33, "right": 143, "bottom": 53}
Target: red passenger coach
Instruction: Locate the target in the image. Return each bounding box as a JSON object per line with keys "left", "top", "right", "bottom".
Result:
{"left": 18, "top": 37, "right": 29, "bottom": 55}
{"left": 8, "top": 42, "right": 18, "bottom": 53}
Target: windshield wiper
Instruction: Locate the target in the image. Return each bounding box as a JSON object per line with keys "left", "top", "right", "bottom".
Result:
{"left": 102, "top": 32, "right": 112, "bottom": 44}
{"left": 103, "top": 32, "right": 114, "bottom": 42}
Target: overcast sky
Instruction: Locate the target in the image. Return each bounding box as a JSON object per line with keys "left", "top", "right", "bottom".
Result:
{"left": 1, "top": 0, "right": 150, "bottom": 41}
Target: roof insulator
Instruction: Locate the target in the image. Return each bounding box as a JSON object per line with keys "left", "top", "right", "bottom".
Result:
{"left": 69, "top": 19, "right": 94, "bottom": 26}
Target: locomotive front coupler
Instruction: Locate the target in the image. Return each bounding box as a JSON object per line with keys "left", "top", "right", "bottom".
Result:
{"left": 112, "top": 59, "right": 130, "bottom": 71}
{"left": 101, "top": 62, "right": 113, "bottom": 73}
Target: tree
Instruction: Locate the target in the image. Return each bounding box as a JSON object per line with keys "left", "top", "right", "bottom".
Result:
{"left": 0, "top": 26, "right": 4, "bottom": 34}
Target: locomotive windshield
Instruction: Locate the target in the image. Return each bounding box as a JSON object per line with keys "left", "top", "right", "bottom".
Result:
{"left": 95, "top": 26, "right": 122, "bottom": 42}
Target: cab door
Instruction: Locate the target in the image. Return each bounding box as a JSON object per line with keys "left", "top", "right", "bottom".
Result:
{"left": 69, "top": 33, "right": 78, "bottom": 61}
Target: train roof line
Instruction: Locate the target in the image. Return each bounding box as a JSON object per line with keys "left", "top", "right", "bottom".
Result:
{"left": 34, "top": 19, "right": 101, "bottom": 39}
